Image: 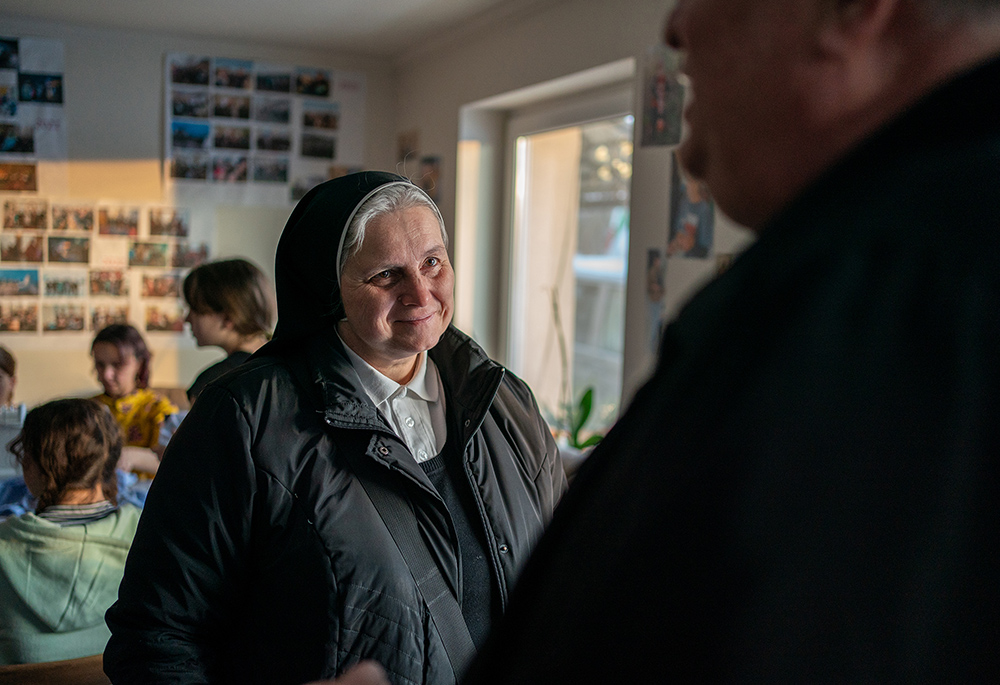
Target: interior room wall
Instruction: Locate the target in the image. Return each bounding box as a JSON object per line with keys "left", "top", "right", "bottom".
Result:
{"left": 0, "top": 14, "right": 396, "bottom": 407}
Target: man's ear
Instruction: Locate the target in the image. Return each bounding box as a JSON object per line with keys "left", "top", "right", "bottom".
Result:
{"left": 816, "top": 0, "right": 900, "bottom": 56}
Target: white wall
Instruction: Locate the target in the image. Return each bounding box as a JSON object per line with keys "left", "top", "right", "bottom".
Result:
{"left": 0, "top": 14, "right": 396, "bottom": 406}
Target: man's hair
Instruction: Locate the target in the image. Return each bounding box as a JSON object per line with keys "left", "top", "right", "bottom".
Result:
{"left": 183, "top": 259, "right": 275, "bottom": 337}
{"left": 339, "top": 183, "right": 447, "bottom": 279}
{"left": 9, "top": 398, "right": 122, "bottom": 513}
{"left": 91, "top": 323, "right": 152, "bottom": 389}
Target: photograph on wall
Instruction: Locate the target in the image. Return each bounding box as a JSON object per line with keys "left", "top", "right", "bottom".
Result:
{"left": 254, "top": 97, "right": 290, "bottom": 124}
{"left": 149, "top": 207, "right": 190, "bottom": 237}
{"left": 98, "top": 207, "right": 139, "bottom": 236}
{"left": 170, "top": 55, "right": 209, "bottom": 86}
{"left": 142, "top": 272, "right": 181, "bottom": 298}
{"left": 171, "top": 241, "right": 209, "bottom": 268}
{"left": 171, "top": 153, "right": 209, "bottom": 180}
{"left": 295, "top": 68, "right": 330, "bottom": 97}
{"left": 301, "top": 133, "right": 335, "bottom": 159}
{"left": 214, "top": 58, "right": 252, "bottom": 90}
{"left": 42, "top": 303, "right": 85, "bottom": 332}
{"left": 303, "top": 101, "right": 339, "bottom": 130}
{"left": 145, "top": 302, "right": 185, "bottom": 332}
{"left": 0, "top": 163, "right": 37, "bottom": 191}
{"left": 0, "top": 234, "right": 43, "bottom": 262}
{"left": 0, "top": 268, "right": 39, "bottom": 296}
{"left": 43, "top": 270, "right": 86, "bottom": 297}
{"left": 90, "top": 269, "right": 128, "bottom": 297}
{"left": 253, "top": 157, "right": 288, "bottom": 183}
{"left": 212, "top": 155, "right": 248, "bottom": 182}
{"left": 0, "top": 123, "right": 33, "bottom": 154}
{"left": 129, "top": 241, "right": 169, "bottom": 267}
{"left": 47, "top": 236, "right": 89, "bottom": 263}
{"left": 90, "top": 240, "right": 128, "bottom": 269}
{"left": 3, "top": 198, "right": 47, "bottom": 229}
{"left": 214, "top": 125, "right": 250, "bottom": 150}
{"left": 414, "top": 156, "right": 441, "bottom": 203}
{"left": 0, "top": 302, "right": 37, "bottom": 332}
{"left": 256, "top": 129, "right": 291, "bottom": 152}
{"left": 0, "top": 38, "right": 18, "bottom": 69}
{"left": 213, "top": 94, "right": 250, "bottom": 119}
{"left": 172, "top": 121, "right": 210, "bottom": 150}
{"left": 17, "top": 73, "right": 63, "bottom": 105}
{"left": 641, "top": 45, "right": 685, "bottom": 148}
{"left": 91, "top": 304, "right": 129, "bottom": 331}
{"left": 171, "top": 90, "right": 209, "bottom": 118}
{"left": 255, "top": 65, "right": 291, "bottom": 93}
{"left": 52, "top": 205, "right": 94, "bottom": 231}
{"left": 667, "top": 153, "right": 714, "bottom": 259}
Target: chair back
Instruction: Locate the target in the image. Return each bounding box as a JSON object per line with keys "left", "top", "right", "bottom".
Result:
{"left": 0, "top": 654, "right": 110, "bottom": 685}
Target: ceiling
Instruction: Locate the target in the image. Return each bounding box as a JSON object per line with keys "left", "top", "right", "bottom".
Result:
{"left": 2, "top": 0, "right": 550, "bottom": 58}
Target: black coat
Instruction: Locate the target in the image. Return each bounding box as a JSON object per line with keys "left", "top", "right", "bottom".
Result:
{"left": 105, "top": 173, "right": 565, "bottom": 684}
{"left": 466, "top": 55, "right": 1000, "bottom": 683}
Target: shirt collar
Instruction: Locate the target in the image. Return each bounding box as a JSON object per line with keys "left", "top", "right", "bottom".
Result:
{"left": 337, "top": 330, "right": 440, "bottom": 405}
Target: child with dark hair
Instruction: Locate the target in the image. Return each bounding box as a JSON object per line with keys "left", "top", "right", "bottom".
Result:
{"left": 91, "top": 324, "right": 177, "bottom": 476}
{"left": 183, "top": 258, "right": 275, "bottom": 402}
{"left": 0, "top": 398, "right": 140, "bottom": 664}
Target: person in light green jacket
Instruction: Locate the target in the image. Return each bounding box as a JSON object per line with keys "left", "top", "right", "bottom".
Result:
{"left": 0, "top": 397, "right": 139, "bottom": 665}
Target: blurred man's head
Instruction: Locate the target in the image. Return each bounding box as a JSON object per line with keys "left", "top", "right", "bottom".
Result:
{"left": 666, "top": 0, "right": 1000, "bottom": 230}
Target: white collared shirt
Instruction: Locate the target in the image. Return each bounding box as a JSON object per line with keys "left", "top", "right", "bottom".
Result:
{"left": 338, "top": 334, "right": 447, "bottom": 464}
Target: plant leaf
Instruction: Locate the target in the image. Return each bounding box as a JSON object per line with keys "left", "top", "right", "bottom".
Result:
{"left": 573, "top": 387, "right": 593, "bottom": 434}
{"left": 580, "top": 434, "right": 603, "bottom": 448}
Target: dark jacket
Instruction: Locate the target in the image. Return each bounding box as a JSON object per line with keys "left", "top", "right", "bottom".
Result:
{"left": 466, "top": 55, "right": 1000, "bottom": 683}
{"left": 105, "top": 172, "right": 565, "bottom": 685}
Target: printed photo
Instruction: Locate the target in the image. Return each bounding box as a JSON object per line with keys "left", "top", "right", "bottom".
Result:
{"left": 214, "top": 58, "right": 253, "bottom": 90}
{"left": 0, "top": 303, "right": 37, "bottom": 332}
{"left": 129, "top": 242, "right": 170, "bottom": 268}
{"left": 295, "top": 68, "right": 331, "bottom": 97}
{"left": 171, "top": 153, "right": 209, "bottom": 180}
{"left": 0, "top": 234, "right": 44, "bottom": 262}
{"left": 91, "top": 304, "right": 130, "bottom": 332}
{"left": 253, "top": 97, "right": 291, "bottom": 124}
{"left": 214, "top": 125, "right": 250, "bottom": 150}
{"left": 0, "top": 38, "right": 18, "bottom": 70}
{"left": 213, "top": 94, "right": 250, "bottom": 119}
{"left": 149, "top": 208, "right": 191, "bottom": 237}
{"left": 0, "top": 83, "right": 16, "bottom": 117}
{"left": 0, "top": 163, "right": 37, "bottom": 192}
{"left": 98, "top": 207, "right": 139, "bottom": 236}
{"left": 212, "top": 156, "right": 248, "bottom": 182}
{"left": 171, "top": 242, "right": 209, "bottom": 268}
{"left": 301, "top": 133, "right": 335, "bottom": 159}
{"left": 170, "top": 56, "right": 210, "bottom": 86}
{"left": 256, "top": 69, "right": 291, "bottom": 93}
{"left": 0, "top": 268, "right": 39, "bottom": 296}
{"left": 145, "top": 303, "right": 185, "bottom": 332}
{"left": 18, "top": 73, "right": 63, "bottom": 104}
{"left": 252, "top": 157, "right": 289, "bottom": 183}
{"left": 52, "top": 205, "right": 94, "bottom": 232}
{"left": 256, "top": 129, "right": 291, "bottom": 151}
{"left": 302, "top": 102, "right": 339, "bottom": 130}
{"left": 89, "top": 270, "right": 128, "bottom": 297}
{"left": 171, "top": 90, "right": 210, "bottom": 118}
{"left": 43, "top": 270, "right": 87, "bottom": 297}
{"left": 641, "top": 45, "right": 685, "bottom": 148}
{"left": 42, "top": 304, "right": 85, "bottom": 332}
{"left": 3, "top": 199, "right": 47, "bottom": 230}
{"left": 667, "top": 153, "right": 714, "bottom": 259}
{"left": 0, "top": 123, "right": 34, "bottom": 154}
{"left": 415, "top": 156, "right": 441, "bottom": 203}
{"left": 48, "top": 236, "right": 90, "bottom": 264}
{"left": 142, "top": 272, "right": 181, "bottom": 298}
{"left": 172, "top": 121, "right": 210, "bottom": 150}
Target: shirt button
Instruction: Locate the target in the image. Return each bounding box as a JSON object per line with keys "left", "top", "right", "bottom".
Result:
{"left": 498, "top": 544, "right": 509, "bottom": 554}
{"left": 404, "top": 417, "right": 415, "bottom": 428}
{"left": 418, "top": 449, "right": 427, "bottom": 459}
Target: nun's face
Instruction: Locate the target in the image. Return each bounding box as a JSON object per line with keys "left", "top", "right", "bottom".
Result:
{"left": 338, "top": 206, "right": 454, "bottom": 383}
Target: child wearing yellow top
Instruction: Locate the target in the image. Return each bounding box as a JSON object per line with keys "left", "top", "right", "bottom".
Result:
{"left": 91, "top": 325, "right": 178, "bottom": 476}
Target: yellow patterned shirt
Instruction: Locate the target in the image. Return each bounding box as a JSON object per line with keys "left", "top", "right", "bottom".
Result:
{"left": 92, "top": 388, "right": 178, "bottom": 449}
